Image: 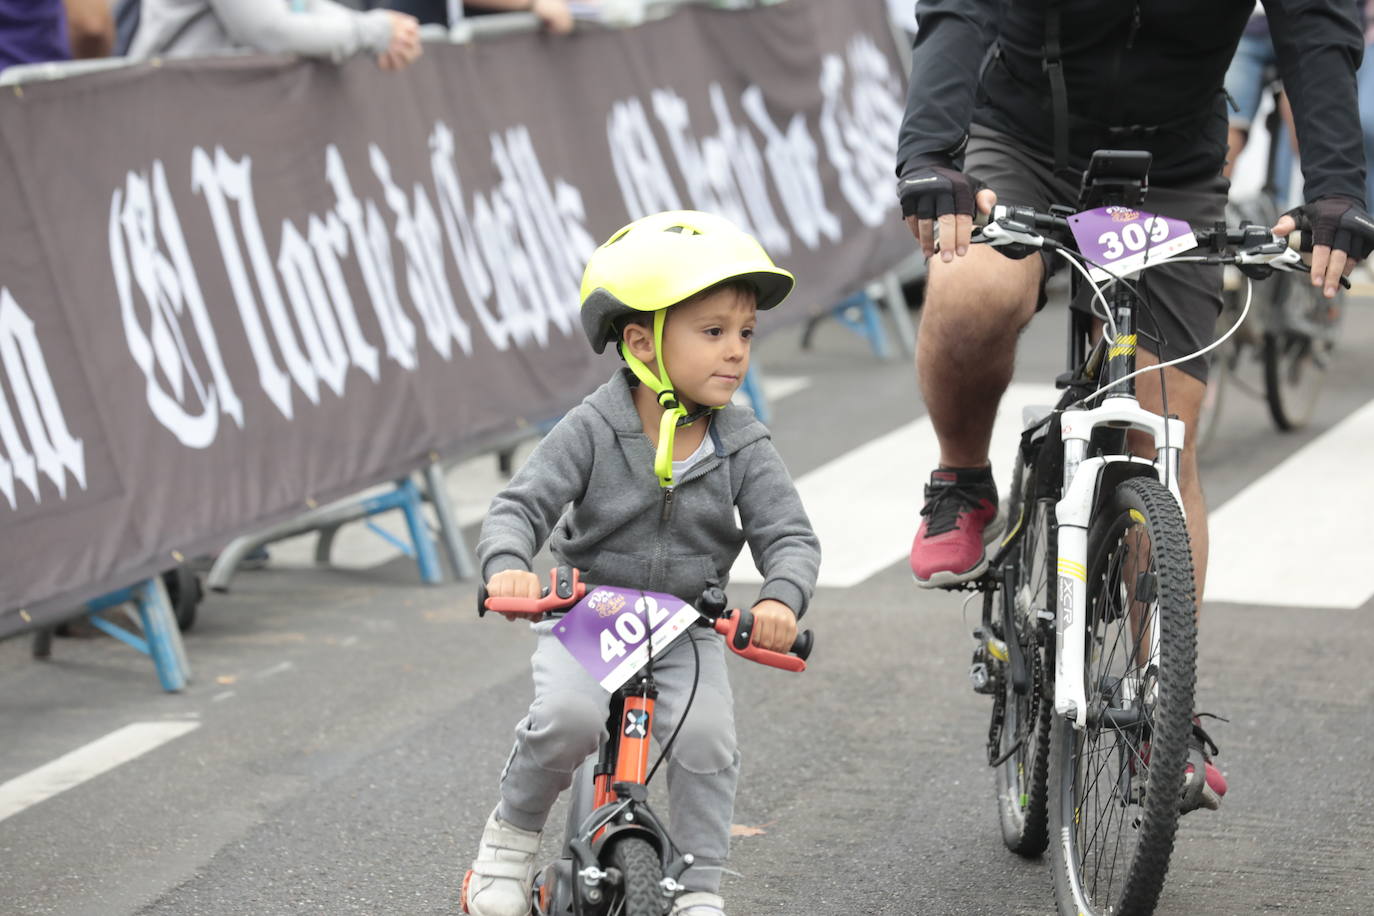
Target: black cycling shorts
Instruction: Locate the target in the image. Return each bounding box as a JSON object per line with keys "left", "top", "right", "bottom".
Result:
{"left": 965, "top": 123, "right": 1228, "bottom": 383}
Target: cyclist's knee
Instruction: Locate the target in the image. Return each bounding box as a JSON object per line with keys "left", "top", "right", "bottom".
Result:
{"left": 525, "top": 693, "right": 604, "bottom": 770}
{"left": 925, "top": 247, "right": 1041, "bottom": 326}
{"left": 667, "top": 694, "right": 736, "bottom": 774}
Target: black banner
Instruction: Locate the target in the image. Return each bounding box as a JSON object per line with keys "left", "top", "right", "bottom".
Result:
{"left": 0, "top": 0, "right": 911, "bottom": 635}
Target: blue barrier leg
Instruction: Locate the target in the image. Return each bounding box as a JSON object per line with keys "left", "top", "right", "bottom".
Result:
{"left": 82, "top": 579, "right": 190, "bottom": 692}
{"left": 135, "top": 577, "right": 190, "bottom": 692}
{"left": 397, "top": 478, "right": 443, "bottom": 585}
{"left": 740, "top": 365, "right": 770, "bottom": 425}
{"left": 830, "top": 291, "right": 893, "bottom": 360}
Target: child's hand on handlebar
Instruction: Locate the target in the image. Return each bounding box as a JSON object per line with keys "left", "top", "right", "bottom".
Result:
{"left": 486, "top": 569, "right": 544, "bottom": 621}
{"left": 749, "top": 600, "right": 798, "bottom": 652}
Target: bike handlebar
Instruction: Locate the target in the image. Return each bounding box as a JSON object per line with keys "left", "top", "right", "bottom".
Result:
{"left": 970, "top": 204, "right": 1323, "bottom": 271}
{"left": 477, "top": 567, "right": 813, "bottom": 672}
{"left": 972, "top": 205, "right": 1313, "bottom": 259}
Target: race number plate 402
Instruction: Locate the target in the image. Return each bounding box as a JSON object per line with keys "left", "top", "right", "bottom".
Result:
{"left": 1069, "top": 206, "right": 1198, "bottom": 281}
{"left": 554, "top": 586, "right": 700, "bottom": 691}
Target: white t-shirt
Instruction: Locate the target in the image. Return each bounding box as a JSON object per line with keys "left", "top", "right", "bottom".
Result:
{"left": 670, "top": 427, "right": 715, "bottom": 479}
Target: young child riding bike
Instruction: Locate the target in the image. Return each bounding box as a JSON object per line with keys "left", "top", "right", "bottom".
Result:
{"left": 462, "top": 210, "right": 821, "bottom": 916}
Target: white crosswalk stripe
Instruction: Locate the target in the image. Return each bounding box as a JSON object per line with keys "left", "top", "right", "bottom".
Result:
{"left": 731, "top": 383, "right": 1061, "bottom": 588}
{"left": 1206, "top": 396, "right": 1374, "bottom": 609}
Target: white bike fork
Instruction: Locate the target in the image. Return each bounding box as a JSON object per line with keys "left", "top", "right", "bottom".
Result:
{"left": 1051, "top": 396, "right": 1187, "bottom": 728}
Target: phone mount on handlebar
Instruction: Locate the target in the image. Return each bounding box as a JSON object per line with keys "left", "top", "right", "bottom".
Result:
{"left": 1079, "top": 149, "right": 1152, "bottom": 210}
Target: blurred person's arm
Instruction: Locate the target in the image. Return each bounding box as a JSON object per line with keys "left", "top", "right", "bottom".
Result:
{"left": 463, "top": 0, "right": 577, "bottom": 34}
{"left": 65, "top": 0, "right": 115, "bottom": 58}
{"left": 210, "top": 0, "right": 415, "bottom": 63}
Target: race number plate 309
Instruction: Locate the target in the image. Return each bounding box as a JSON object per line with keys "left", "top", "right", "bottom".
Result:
{"left": 554, "top": 586, "right": 700, "bottom": 691}
{"left": 1069, "top": 206, "right": 1198, "bottom": 281}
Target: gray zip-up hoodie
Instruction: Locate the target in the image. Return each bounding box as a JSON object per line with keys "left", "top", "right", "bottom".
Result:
{"left": 478, "top": 370, "right": 820, "bottom": 617}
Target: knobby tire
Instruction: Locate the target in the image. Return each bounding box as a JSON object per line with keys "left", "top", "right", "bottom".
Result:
{"left": 1049, "top": 476, "right": 1197, "bottom": 916}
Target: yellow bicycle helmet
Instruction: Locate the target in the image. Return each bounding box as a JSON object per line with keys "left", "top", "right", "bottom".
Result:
{"left": 579, "top": 210, "right": 795, "bottom": 487}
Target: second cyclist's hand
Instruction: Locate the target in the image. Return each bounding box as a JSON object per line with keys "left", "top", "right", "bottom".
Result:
{"left": 532, "top": 0, "right": 576, "bottom": 34}
{"left": 749, "top": 600, "right": 798, "bottom": 653}
{"left": 486, "top": 569, "right": 543, "bottom": 621}
{"left": 378, "top": 11, "right": 422, "bottom": 71}
{"left": 1273, "top": 196, "right": 1374, "bottom": 298}
{"left": 897, "top": 160, "right": 997, "bottom": 261}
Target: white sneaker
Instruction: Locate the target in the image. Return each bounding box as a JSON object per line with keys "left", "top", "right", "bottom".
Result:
{"left": 672, "top": 891, "right": 726, "bottom": 915}
{"left": 462, "top": 810, "right": 541, "bottom": 916}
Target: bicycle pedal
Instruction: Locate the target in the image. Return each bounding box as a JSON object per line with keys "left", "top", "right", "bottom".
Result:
{"left": 939, "top": 575, "right": 994, "bottom": 594}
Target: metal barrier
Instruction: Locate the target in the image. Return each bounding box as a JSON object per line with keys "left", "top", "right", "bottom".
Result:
{"left": 2, "top": 0, "right": 912, "bottom": 691}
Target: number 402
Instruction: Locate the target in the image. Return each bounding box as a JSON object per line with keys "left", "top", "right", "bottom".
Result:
{"left": 600, "top": 595, "right": 673, "bottom": 662}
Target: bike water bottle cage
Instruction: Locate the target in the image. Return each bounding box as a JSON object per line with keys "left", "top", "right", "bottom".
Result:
{"left": 579, "top": 210, "right": 795, "bottom": 487}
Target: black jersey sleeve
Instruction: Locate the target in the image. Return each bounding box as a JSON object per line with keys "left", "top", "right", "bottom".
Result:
{"left": 1266, "top": 0, "right": 1367, "bottom": 205}
{"left": 895, "top": 0, "right": 1000, "bottom": 175}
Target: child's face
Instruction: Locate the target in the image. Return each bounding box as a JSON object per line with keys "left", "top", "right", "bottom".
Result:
{"left": 658, "top": 286, "right": 758, "bottom": 410}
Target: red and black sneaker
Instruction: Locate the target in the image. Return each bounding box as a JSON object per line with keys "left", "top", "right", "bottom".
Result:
{"left": 910, "top": 467, "right": 1003, "bottom": 588}
{"left": 1180, "top": 715, "right": 1228, "bottom": 813}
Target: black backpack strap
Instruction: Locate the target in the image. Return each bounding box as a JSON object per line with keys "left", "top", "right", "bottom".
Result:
{"left": 1042, "top": 0, "right": 1072, "bottom": 180}
{"left": 974, "top": 39, "right": 1002, "bottom": 107}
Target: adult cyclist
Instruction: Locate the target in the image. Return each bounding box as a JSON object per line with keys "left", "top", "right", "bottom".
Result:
{"left": 896, "top": 0, "right": 1374, "bottom": 812}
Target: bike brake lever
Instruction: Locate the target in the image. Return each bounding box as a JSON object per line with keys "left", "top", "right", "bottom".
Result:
{"left": 711, "top": 608, "right": 810, "bottom": 672}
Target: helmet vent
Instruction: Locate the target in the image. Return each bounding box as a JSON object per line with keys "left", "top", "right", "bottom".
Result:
{"left": 663, "top": 225, "right": 701, "bottom": 236}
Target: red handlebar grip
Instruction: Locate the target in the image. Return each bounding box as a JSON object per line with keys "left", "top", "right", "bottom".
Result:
{"left": 712, "top": 615, "right": 807, "bottom": 673}
{"left": 482, "top": 569, "right": 586, "bottom": 617}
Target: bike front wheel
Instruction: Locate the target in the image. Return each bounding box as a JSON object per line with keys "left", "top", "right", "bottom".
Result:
{"left": 607, "top": 836, "right": 666, "bottom": 916}
{"left": 1048, "top": 476, "right": 1197, "bottom": 916}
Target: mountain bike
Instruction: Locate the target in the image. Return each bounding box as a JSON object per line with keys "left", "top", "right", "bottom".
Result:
{"left": 463, "top": 566, "right": 813, "bottom": 916}
{"left": 959, "top": 149, "right": 1317, "bottom": 915}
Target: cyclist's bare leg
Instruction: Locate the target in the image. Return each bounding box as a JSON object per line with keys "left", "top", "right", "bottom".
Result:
{"left": 1124, "top": 349, "right": 1209, "bottom": 604}
{"left": 918, "top": 246, "right": 1043, "bottom": 467}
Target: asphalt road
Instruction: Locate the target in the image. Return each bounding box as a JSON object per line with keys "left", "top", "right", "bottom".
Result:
{"left": 3, "top": 288, "right": 1373, "bottom": 916}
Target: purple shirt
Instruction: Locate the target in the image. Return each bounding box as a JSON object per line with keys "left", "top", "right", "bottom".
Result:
{"left": 0, "top": 0, "right": 70, "bottom": 70}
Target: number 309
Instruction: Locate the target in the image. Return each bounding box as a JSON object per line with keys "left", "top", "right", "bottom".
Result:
{"left": 1097, "top": 217, "right": 1169, "bottom": 260}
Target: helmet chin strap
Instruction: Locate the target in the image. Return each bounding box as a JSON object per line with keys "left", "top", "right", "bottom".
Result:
{"left": 621, "top": 310, "right": 719, "bottom": 488}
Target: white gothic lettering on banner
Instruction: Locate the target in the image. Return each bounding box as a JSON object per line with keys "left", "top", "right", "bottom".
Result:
{"left": 0, "top": 289, "right": 87, "bottom": 510}
{"left": 607, "top": 97, "right": 684, "bottom": 221}
{"left": 604, "top": 29, "right": 901, "bottom": 254}
{"left": 110, "top": 160, "right": 244, "bottom": 449}
{"left": 819, "top": 34, "right": 906, "bottom": 228}
{"left": 108, "top": 122, "right": 595, "bottom": 448}
{"left": 428, "top": 121, "right": 592, "bottom": 350}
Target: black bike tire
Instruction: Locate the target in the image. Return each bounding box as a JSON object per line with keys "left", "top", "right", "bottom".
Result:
{"left": 608, "top": 837, "right": 665, "bottom": 916}
{"left": 993, "top": 456, "right": 1054, "bottom": 858}
{"left": 1193, "top": 310, "right": 1232, "bottom": 456}
{"left": 1262, "top": 328, "right": 1325, "bottom": 432}
{"left": 1048, "top": 476, "right": 1197, "bottom": 916}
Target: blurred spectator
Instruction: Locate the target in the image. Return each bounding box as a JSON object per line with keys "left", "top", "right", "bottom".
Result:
{"left": 1360, "top": 0, "right": 1374, "bottom": 207}
{"left": 381, "top": 0, "right": 577, "bottom": 35}
{"left": 1222, "top": 6, "right": 1298, "bottom": 206}
{"left": 0, "top": 0, "right": 114, "bottom": 70}
{"left": 66, "top": 0, "right": 115, "bottom": 58}
{"left": 0, "top": 0, "right": 69, "bottom": 70}
{"left": 887, "top": 0, "right": 915, "bottom": 36}
{"left": 129, "top": 0, "right": 423, "bottom": 70}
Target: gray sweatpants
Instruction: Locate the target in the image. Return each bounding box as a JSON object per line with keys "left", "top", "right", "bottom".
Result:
{"left": 496, "top": 621, "right": 739, "bottom": 894}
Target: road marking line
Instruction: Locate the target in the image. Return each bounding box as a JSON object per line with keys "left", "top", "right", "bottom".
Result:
{"left": 254, "top": 661, "right": 294, "bottom": 679}
{"left": 1207, "top": 397, "right": 1374, "bottom": 609}
{"left": 731, "top": 383, "right": 1060, "bottom": 589}
{"left": 0, "top": 721, "right": 200, "bottom": 824}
